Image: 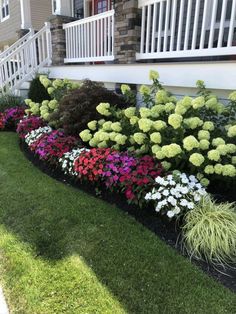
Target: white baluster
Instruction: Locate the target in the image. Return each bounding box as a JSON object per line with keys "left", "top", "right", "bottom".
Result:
{"left": 170, "top": 0, "right": 177, "bottom": 51}
{"left": 191, "top": 0, "right": 201, "bottom": 50}
{"left": 157, "top": 1, "right": 164, "bottom": 53}
{"left": 218, "top": 0, "right": 227, "bottom": 48}
{"left": 151, "top": 1, "right": 157, "bottom": 53}
{"left": 184, "top": 0, "right": 192, "bottom": 50}
{"left": 227, "top": 0, "right": 236, "bottom": 47}
{"left": 208, "top": 0, "right": 218, "bottom": 48}
{"left": 177, "top": 0, "right": 185, "bottom": 51}
{"left": 140, "top": 6, "right": 146, "bottom": 54}
{"left": 163, "top": 0, "right": 170, "bottom": 52}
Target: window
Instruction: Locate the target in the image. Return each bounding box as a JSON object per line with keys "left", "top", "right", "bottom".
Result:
{"left": 1, "top": 0, "right": 9, "bottom": 21}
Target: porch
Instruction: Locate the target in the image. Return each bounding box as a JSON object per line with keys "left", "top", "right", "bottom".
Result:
{"left": 59, "top": 0, "right": 236, "bottom": 63}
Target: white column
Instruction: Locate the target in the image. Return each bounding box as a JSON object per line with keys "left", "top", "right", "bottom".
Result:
{"left": 53, "top": 0, "right": 73, "bottom": 16}
{"left": 20, "top": 0, "right": 32, "bottom": 29}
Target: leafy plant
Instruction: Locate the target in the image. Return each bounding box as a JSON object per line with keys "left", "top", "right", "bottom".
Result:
{"left": 51, "top": 80, "right": 127, "bottom": 136}
{"left": 28, "top": 76, "right": 51, "bottom": 103}
{"left": 182, "top": 196, "right": 236, "bottom": 265}
{"left": 0, "top": 94, "right": 23, "bottom": 112}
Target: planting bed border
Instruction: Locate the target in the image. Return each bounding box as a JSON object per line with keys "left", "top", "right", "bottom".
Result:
{"left": 19, "top": 140, "right": 236, "bottom": 292}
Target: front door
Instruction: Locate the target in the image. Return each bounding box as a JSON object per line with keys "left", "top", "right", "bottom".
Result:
{"left": 94, "top": 0, "right": 110, "bottom": 15}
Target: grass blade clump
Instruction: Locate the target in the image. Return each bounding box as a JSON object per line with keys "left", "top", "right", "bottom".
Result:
{"left": 182, "top": 196, "right": 236, "bottom": 266}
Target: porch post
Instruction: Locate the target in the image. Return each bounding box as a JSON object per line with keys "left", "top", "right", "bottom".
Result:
{"left": 20, "top": 0, "right": 32, "bottom": 29}
{"left": 114, "top": 0, "right": 141, "bottom": 64}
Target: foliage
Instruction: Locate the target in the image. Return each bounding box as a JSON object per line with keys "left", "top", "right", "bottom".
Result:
{"left": 29, "top": 130, "right": 78, "bottom": 163}
{"left": 182, "top": 196, "right": 236, "bottom": 265}
{"left": 3, "top": 107, "right": 25, "bottom": 130}
{"left": 50, "top": 80, "right": 127, "bottom": 136}
{"left": 28, "top": 76, "right": 51, "bottom": 103}
{"left": 145, "top": 171, "right": 207, "bottom": 218}
{"left": 80, "top": 70, "right": 236, "bottom": 185}
{"left": 16, "top": 116, "right": 46, "bottom": 139}
{"left": 0, "top": 93, "right": 23, "bottom": 112}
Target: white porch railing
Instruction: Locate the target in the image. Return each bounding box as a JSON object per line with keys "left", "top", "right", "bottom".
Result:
{"left": 0, "top": 23, "right": 52, "bottom": 93}
{"left": 137, "top": 0, "right": 236, "bottom": 60}
{"left": 0, "top": 29, "right": 34, "bottom": 60}
{"left": 63, "top": 10, "right": 115, "bottom": 63}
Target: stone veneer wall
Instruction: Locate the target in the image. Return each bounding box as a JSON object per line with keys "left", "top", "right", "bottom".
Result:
{"left": 114, "top": 0, "right": 141, "bottom": 64}
{"left": 48, "top": 15, "right": 76, "bottom": 66}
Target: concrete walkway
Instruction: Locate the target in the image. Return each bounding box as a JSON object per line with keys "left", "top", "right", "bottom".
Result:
{"left": 0, "top": 287, "right": 9, "bottom": 314}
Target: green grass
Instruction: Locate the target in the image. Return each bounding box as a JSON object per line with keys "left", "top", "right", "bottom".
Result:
{"left": 0, "top": 132, "right": 235, "bottom": 314}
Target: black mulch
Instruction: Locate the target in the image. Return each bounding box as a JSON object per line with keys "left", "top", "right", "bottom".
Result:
{"left": 19, "top": 141, "right": 236, "bottom": 293}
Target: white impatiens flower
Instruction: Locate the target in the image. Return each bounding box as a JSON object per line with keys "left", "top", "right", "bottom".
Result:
{"left": 59, "top": 147, "right": 89, "bottom": 176}
{"left": 25, "top": 126, "right": 52, "bottom": 146}
{"left": 144, "top": 172, "right": 207, "bottom": 219}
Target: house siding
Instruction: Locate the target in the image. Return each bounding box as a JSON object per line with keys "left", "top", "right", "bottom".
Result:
{"left": 30, "top": 0, "right": 52, "bottom": 31}
{"left": 0, "top": 0, "right": 21, "bottom": 50}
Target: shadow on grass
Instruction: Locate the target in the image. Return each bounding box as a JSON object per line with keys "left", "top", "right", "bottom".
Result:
{"left": 0, "top": 133, "right": 235, "bottom": 313}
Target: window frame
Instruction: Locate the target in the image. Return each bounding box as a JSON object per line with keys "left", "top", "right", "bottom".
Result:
{"left": 1, "top": 0, "right": 10, "bottom": 22}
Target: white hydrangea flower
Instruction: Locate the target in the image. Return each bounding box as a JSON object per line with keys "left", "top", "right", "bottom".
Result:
{"left": 167, "top": 211, "right": 175, "bottom": 218}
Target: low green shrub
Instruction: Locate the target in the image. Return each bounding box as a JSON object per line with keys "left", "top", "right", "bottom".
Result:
{"left": 0, "top": 94, "right": 23, "bottom": 112}
{"left": 28, "top": 76, "right": 51, "bottom": 103}
{"left": 50, "top": 80, "right": 127, "bottom": 135}
{"left": 182, "top": 197, "right": 236, "bottom": 265}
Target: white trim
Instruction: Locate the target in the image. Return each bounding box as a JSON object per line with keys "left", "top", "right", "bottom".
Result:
{"left": 0, "top": 287, "right": 9, "bottom": 314}
{"left": 42, "top": 61, "right": 236, "bottom": 91}
{"left": 20, "top": 0, "right": 32, "bottom": 29}
{"left": 0, "top": 0, "right": 9, "bottom": 22}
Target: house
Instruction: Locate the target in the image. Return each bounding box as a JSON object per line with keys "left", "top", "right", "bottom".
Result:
{"left": 0, "top": 0, "right": 51, "bottom": 51}
{"left": 0, "top": 0, "right": 236, "bottom": 98}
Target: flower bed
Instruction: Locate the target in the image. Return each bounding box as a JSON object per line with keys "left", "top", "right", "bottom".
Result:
{"left": 1, "top": 71, "right": 236, "bottom": 272}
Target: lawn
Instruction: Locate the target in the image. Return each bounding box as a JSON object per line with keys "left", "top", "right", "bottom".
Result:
{"left": 0, "top": 132, "right": 235, "bottom": 314}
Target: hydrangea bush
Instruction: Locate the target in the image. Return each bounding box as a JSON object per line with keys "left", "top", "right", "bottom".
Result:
{"left": 79, "top": 71, "right": 236, "bottom": 186}
{"left": 145, "top": 172, "right": 207, "bottom": 218}
{"left": 24, "top": 75, "right": 80, "bottom": 126}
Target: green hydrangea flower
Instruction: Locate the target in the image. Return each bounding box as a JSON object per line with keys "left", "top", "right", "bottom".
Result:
{"left": 214, "top": 164, "right": 223, "bottom": 175}
{"left": 226, "top": 144, "right": 236, "bottom": 154}
{"left": 139, "top": 107, "right": 152, "bottom": 118}
{"left": 133, "top": 133, "right": 147, "bottom": 145}
{"left": 198, "top": 130, "right": 210, "bottom": 140}
{"left": 149, "top": 70, "right": 159, "bottom": 81}
{"left": 102, "top": 121, "right": 113, "bottom": 131}
{"left": 130, "top": 116, "right": 139, "bottom": 125}
{"left": 184, "top": 117, "right": 203, "bottom": 129}
{"left": 175, "top": 102, "right": 187, "bottom": 115}
{"left": 168, "top": 114, "right": 183, "bottom": 129}
{"left": 155, "top": 90, "right": 169, "bottom": 104}
{"left": 200, "top": 178, "right": 210, "bottom": 187}
{"left": 199, "top": 139, "right": 210, "bottom": 150}
{"left": 98, "top": 141, "right": 108, "bottom": 148}
{"left": 162, "top": 161, "right": 172, "bottom": 171}
{"left": 139, "top": 85, "right": 151, "bottom": 95}
{"left": 189, "top": 153, "right": 205, "bottom": 167}
{"left": 203, "top": 121, "right": 214, "bottom": 131}
{"left": 161, "top": 144, "right": 182, "bottom": 158}
{"left": 88, "top": 120, "right": 97, "bottom": 131}
{"left": 152, "top": 145, "right": 161, "bottom": 154}
{"left": 114, "top": 134, "right": 127, "bottom": 145}
{"left": 155, "top": 151, "right": 165, "bottom": 160}
{"left": 228, "top": 125, "right": 236, "bottom": 137}
{"left": 121, "top": 84, "right": 131, "bottom": 95}
{"left": 138, "top": 118, "right": 153, "bottom": 132}
{"left": 124, "top": 107, "right": 136, "bottom": 118}
{"left": 232, "top": 156, "right": 236, "bottom": 165}
{"left": 204, "top": 165, "right": 214, "bottom": 174}
{"left": 164, "top": 102, "right": 175, "bottom": 113}
{"left": 153, "top": 120, "right": 167, "bottom": 131}
{"left": 47, "top": 87, "right": 55, "bottom": 95}
{"left": 150, "top": 132, "right": 162, "bottom": 144}
{"left": 212, "top": 137, "right": 225, "bottom": 147}
{"left": 183, "top": 136, "right": 199, "bottom": 151}
{"left": 96, "top": 103, "right": 111, "bottom": 116}
{"left": 79, "top": 129, "right": 92, "bottom": 142}
{"left": 208, "top": 150, "right": 221, "bottom": 161}
{"left": 150, "top": 105, "right": 165, "bottom": 117}
{"left": 222, "top": 165, "right": 236, "bottom": 177}
{"left": 111, "top": 122, "right": 122, "bottom": 132}
{"left": 109, "top": 132, "right": 119, "bottom": 141}
{"left": 192, "top": 96, "right": 205, "bottom": 109}
{"left": 228, "top": 91, "right": 236, "bottom": 102}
